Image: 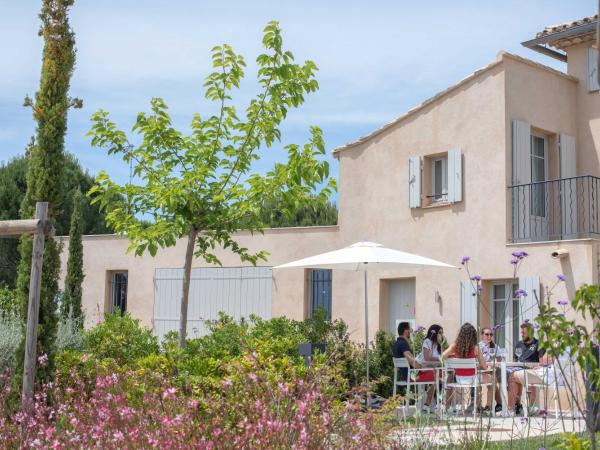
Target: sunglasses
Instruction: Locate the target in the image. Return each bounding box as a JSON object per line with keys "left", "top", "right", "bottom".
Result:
{"left": 483, "top": 332, "right": 494, "bottom": 336}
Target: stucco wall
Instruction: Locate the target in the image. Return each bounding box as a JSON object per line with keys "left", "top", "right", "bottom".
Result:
{"left": 565, "top": 42, "right": 600, "bottom": 177}
{"left": 58, "top": 226, "right": 340, "bottom": 329}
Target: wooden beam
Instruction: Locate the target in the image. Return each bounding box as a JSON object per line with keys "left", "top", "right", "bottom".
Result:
{"left": 525, "top": 44, "right": 568, "bottom": 63}
{"left": 0, "top": 219, "right": 41, "bottom": 237}
{"left": 21, "top": 202, "right": 48, "bottom": 408}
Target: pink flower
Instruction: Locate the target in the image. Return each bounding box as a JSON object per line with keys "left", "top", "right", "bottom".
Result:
{"left": 37, "top": 354, "right": 48, "bottom": 366}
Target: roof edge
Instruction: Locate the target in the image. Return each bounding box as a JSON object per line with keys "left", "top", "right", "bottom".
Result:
{"left": 332, "top": 52, "right": 576, "bottom": 155}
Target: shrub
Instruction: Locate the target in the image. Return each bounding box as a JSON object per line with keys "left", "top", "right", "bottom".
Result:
{"left": 0, "top": 287, "right": 18, "bottom": 316}
{"left": 0, "top": 356, "right": 390, "bottom": 449}
{"left": 56, "top": 308, "right": 83, "bottom": 352}
{"left": 0, "top": 311, "right": 21, "bottom": 370}
{"left": 83, "top": 312, "right": 158, "bottom": 366}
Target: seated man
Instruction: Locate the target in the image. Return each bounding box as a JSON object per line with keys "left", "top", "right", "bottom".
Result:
{"left": 509, "top": 350, "right": 570, "bottom": 413}
{"left": 508, "top": 322, "right": 545, "bottom": 414}
{"left": 392, "top": 321, "right": 422, "bottom": 385}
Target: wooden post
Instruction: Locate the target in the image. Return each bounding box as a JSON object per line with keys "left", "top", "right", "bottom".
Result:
{"left": 21, "top": 202, "right": 48, "bottom": 407}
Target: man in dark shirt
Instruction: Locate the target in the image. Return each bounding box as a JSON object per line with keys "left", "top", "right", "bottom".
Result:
{"left": 393, "top": 322, "right": 422, "bottom": 381}
{"left": 508, "top": 323, "right": 545, "bottom": 414}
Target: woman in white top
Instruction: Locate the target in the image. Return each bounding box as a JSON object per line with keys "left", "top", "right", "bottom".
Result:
{"left": 417, "top": 324, "right": 444, "bottom": 411}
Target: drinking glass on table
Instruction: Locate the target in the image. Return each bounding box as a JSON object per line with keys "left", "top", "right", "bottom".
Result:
{"left": 515, "top": 347, "right": 523, "bottom": 362}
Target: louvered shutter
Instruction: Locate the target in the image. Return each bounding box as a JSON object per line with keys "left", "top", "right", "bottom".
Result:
{"left": 519, "top": 276, "right": 540, "bottom": 330}
{"left": 447, "top": 149, "right": 462, "bottom": 203}
{"left": 587, "top": 48, "right": 600, "bottom": 92}
{"left": 408, "top": 156, "right": 422, "bottom": 208}
{"left": 512, "top": 119, "right": 531, "bottom": 241}
{"left": 459, "top": 280, "right": 478, "bottom": 327}
{"left": 559, "top": 134, "right": 577, "bottom": 238}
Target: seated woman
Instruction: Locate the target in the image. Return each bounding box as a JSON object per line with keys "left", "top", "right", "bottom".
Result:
{"left": 416, "top": 324, "right": 444, "bottom": 413}
{"left": 442, "top": 323, "right": 491, "bottom": 412}
{"left": 478, "top": 327, "right": 503, "bottom": 413}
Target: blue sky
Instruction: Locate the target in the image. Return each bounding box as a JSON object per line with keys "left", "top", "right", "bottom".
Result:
{"left": 0, "top": 1, "right": 594, "bottom": 191}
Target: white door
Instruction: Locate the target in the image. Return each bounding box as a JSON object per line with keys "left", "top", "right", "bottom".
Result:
{"left": 529, "top": 134, "right": 549, "bottom": 240}
{"left": 153, "top": 267, "right": 272, "bottom": 343}
{"left": 388, "top": 279, "right": 416, "bottom": 335}
{"left": 490, "top": 282, "right": 520, "bottom": 361}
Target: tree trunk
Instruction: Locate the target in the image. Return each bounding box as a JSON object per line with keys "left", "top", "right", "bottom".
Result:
{"left": 179, "top": 227, "right": 198, "bottom": 348}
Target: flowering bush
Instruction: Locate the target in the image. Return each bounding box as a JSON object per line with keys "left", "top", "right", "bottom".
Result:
{"left": 0, "top": 354, "right": 389, "bottom": 449}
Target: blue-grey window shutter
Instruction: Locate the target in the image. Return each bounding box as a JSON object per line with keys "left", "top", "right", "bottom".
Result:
{"left": 447, "top": 149, "right": 462, "bottom": 203}
{"left": 587, "top": 47, "right": 599, "bottom": 92}
{"left": 409, "top": 156, "right": 422, "bottom": 208}
{"left": 518, "top": 276, "right": 540, "bottom": 329}
{"left": 460, "top": 280, "right": 478, "bottom": 326}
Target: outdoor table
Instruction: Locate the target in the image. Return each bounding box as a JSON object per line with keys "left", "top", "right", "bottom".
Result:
{"left": 496, "top": 361, "right": 539, "bottom": 416}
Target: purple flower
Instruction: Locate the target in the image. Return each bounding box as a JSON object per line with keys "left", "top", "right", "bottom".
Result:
{"left": 520, "top": 417, "right": 528, "bottom": 424}
{"left": 557, "top": 274, "right": 566, "bottom": 282}
{"left": 470, "top": 275, "right": 482, "bottom": 282}
{"left": 461, "top": 256, "right": 471, "bottom": 265}
{"left": 567, "top": 328, "right": 574, "bottom": 335}
{"left": 416, "top": 325, "right": 426, "bottom": 332}
{"left": 534, "top": 323, "right": 540, "bottom": 329}
{"left": 524, "top": 318, "right": 530, "bottom": 323}
{"left": 512, "top": 250, "right": 529, "bottom": 259}
{"left": 510, "top": 258, "right": 519, "bottom": 265}
{"left": 37, "top": 354, "right": 48, "bottom": 366}
{"left": 558, "top": 299, "right": 569, "bottom": 306}
{"left": 514, "top": 289, "right": 528, "bottom": 298}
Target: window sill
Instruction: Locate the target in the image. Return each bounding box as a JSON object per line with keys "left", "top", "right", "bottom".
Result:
{"left": 422, "top": 201, "right": 453, "bottom": 209}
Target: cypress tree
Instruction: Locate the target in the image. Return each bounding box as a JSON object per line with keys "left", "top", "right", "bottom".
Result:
{"left": 14, "top": 0, "right": 81, "bottom": 386}
{"left": 61, "top": 189, "right": 84, "bottom": 324}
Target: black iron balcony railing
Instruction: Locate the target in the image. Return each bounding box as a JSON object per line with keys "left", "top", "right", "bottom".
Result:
{"left": 508, "top": 175, "right": 600, "bottom": 243}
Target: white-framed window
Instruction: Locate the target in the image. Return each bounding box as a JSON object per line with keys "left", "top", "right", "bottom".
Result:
{"left": 431, "top": 156, "right": 448, "bottom": 202}
{"left": 409, "top": 149, "right": 461, "bottom": 208}
{"left": 490, "top": 281, "right": 520, "bottom": 361}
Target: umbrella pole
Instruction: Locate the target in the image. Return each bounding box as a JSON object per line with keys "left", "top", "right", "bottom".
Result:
{"left": 364, "top": 269, "right": 370, "bottom": 407}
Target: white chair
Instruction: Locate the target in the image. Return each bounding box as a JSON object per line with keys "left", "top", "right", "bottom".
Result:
{"left": 443, "top": 358, "right": 492, "bottom": 419}
{"left": 523, "top": 359, "right": 581, "bottom": 418}
{"left": 392, "top": 357, "right": 439, "bottom": 412}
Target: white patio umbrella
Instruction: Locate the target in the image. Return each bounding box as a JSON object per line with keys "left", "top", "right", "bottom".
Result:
{"left": 274, "top": 241, "right": 457, "bottom": 389}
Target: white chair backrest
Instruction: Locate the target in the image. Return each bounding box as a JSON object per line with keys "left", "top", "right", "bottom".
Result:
{"left": 445, "top": 358, "right": 477, "bottom": 370}
{"left": 393, "top": 357, "right": 410, "bottom": 369}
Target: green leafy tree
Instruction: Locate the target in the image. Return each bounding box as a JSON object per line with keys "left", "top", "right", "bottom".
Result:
{"left": 248, "top": 196, "right": 337, "bottom": 228}
{"left": 0, "top": 152, "right": 111, "bottom": 288}
{"left": 61, "top": 189, "right": 84, "bottom": 323}
{"left": 14, "top": 0, "right": 82, "bottom": 386}
{"left": 88, "top": 21, "right": 336, "bottom": 347}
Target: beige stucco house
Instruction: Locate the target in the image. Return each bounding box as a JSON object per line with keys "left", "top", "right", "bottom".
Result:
{"left": 59, "top": 15, "right": 600, "bottom": 354}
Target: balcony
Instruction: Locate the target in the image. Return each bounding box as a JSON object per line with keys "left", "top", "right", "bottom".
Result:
{"left": 508, "top": 176, "right": 600, "bottom": 243}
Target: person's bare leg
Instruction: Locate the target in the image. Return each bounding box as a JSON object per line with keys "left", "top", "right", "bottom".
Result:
{"left": 508, "top": 376, "right": 523, "bottom": 408}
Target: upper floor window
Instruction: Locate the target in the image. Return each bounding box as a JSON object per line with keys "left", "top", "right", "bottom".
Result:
{"left": 431, "top": 156, "right": 448, "bottom": 203}
{"left": 408, "top": 149, "right": 462, "bottom": 208}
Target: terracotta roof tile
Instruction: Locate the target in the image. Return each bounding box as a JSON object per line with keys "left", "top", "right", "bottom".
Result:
{"left": 536, "top": 14, "right": 597, "bottom": 38}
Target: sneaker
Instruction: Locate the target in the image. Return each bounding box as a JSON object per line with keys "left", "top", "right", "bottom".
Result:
{"left": 495, "top": 404, "right": 503, "bottom": 414}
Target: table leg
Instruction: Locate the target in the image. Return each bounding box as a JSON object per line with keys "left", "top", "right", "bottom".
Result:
{"left": 501, "top": 362, "right": 508, "bottom": 416}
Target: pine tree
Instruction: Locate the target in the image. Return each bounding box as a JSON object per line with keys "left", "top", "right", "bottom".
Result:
{"left": 61, "top": 189, "right": 84, "bottom": 325}
{"left": 14, "top": 0, "right": 81, "bottom": 386}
